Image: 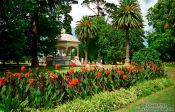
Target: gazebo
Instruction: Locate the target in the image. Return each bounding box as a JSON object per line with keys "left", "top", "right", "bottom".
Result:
{"left": 52, "top": 34, "right": 80, "bottom": 65}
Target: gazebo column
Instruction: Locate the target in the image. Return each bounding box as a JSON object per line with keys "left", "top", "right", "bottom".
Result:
{"left": 76, "top": 46, "right": 79, "bottom": 59}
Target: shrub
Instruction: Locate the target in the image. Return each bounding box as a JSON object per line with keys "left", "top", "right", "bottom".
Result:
{"left": 132, "top": 48, "right": 161, "bottom": 66}
{"left": 0, "top": 63, "right": 166, "bottom": 110}
{"left": 48, "top": 77, "right": 173, "bottom": 112}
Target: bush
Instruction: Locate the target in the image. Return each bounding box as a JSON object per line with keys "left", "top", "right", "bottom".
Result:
{"left": 0, "top": 63, "right": 166, "bottom": 110}
{"left": 132, "top": 48, "right": 161, "bottom": 66}
{"left": 46, "top": 77, "right": 172, "bottom": 112}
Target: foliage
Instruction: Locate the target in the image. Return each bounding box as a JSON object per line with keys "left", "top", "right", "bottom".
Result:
{"left": 0, "top": 0, "right": 77, "bottom": 66}
{"left": 88, "top": 17, "right": 144, "bottom": 64}
{"left": 48, "top": 77, "right": 172, "bottom": 112}
{"left": 113, "top": 0, "right": 143, "bottom": 64}
{"left": 132, "top": 48, "right": 161, "bottom": 66}
{"left": 75, "top": 16, "right": 97, "bottom": 63}
{"left": 0, "top": 62, "right": 165, "bottom": 110}
{"left": 147, "top": 0, "right": 175, "bottom": 61}
{"left": 0, "top": 0, "right": 30, "bottom": 63}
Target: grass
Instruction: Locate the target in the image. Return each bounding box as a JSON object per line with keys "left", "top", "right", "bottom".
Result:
{"left": 116, "top": 67, "right": 175, "bottom": 112}
{"left": 116, "top": 86, "right": 175, "bottom": 112}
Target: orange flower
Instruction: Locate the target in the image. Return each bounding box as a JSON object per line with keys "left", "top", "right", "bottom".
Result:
{"left": 51, "top": 74, "right": 58, "bottom": 80}
{"left": 68, "top": 82, "right": 74, "bottom": 88}
{"left": 96, "top": 72, "right": 101, "bottom": 78}
{"left": 122, "top": 75, "right": 128, "bottom": 79}
{"left": 67, "top": 78, "right": 79, "bottom": 88}
{"left": 13, "top": 73, "right": 21, "bottom": 77}
{"left": 105, "top": 70, "right": 110, "bottom": 75}
{"left": 47, "top": 70, "right": 51, "bottom": 75}
{"left": 69, "top": 69, "right": 75, "bottom": 75}
{"left": 117, "top": 71, "right": 123, "bottom": 75}
{"left": 81, "top": 66, "right": 87, "bottom": 72}
{"left": 29, "top": 79, "right": 35, "bottom": 85}
{"left": 0, "top": 77, "right": 5, "bottom": 87}
{"left": 21, "top": 66, "right": 26, "bottom": 73}
{"left": 55, "top": 64, "right": 60, "bottom": 69}
{"left": 71, "top": 78, "right": 79, "bottom": 85}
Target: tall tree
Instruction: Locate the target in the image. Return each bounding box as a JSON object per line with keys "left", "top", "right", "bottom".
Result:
{"left": 0, "top": 0, "right": 29, "bottom": 64}
{"left": 147, "top": 0, "right": 175, "bottom": 61}
{"left": 25, "top": 0, "right": 77, "bottom": 67}
{"left": 75, "top": 16, "right": 97, "bottom": 63}
{"left": 113, "top": 0, "right": 143, "bottom": 65}
{"left": 82, "top": 0, "right": 116, "bottom": 20}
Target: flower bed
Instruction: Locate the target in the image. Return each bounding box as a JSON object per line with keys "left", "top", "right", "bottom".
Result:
{"left": 0, "top": 62, "right": 165, "bottom": 111}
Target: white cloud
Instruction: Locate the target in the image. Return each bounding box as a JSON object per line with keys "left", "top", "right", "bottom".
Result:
{"left": 70, "top": 0, "right": 158, "bottom": 31}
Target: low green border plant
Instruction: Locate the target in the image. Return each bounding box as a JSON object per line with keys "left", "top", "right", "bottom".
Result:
{"left": 38, "top": 77, "right": 172, "bottom": 112}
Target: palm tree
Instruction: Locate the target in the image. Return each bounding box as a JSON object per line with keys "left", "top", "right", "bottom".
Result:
{"left": 113, "top": 0, "right": 143, "bottom": 65}
{"left": 75, "top": 16, "right": 97, "bottom": 64}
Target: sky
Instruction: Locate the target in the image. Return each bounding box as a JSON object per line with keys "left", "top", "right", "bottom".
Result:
{"left": 70, "top": 0, "right": 158, "bottom": 32}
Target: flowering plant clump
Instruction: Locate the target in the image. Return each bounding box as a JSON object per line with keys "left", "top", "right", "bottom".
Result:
{"left": 0, "top": 62, "right": 165, "bottom": 111}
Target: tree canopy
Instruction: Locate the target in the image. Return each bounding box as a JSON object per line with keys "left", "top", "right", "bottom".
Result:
{"left": 147, "top": 0, "right": 175, "bottom": 61}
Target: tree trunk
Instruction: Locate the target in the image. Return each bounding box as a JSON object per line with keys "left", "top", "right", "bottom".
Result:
{"left": 125, "top": 27, "right": 130, "bottom": 65}
{"left": 31, "top": 12, "right": 39, "bottom": 67}
{"left": 3, "top": 60, "right": 5, "bottom": 65}
{"left": 84, "top": 42, "right": 88, "bottom": 64}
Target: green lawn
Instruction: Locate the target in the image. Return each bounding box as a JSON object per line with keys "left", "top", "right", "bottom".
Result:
{"left": 116, "top": 67, "right": 175, "bottom": 112}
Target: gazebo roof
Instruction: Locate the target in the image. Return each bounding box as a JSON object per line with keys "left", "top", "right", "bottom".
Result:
{"left": 57, "top": 34, "right": 79, "bottom": 43}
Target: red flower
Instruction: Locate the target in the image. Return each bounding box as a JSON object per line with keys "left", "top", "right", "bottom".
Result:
{"left": 55, "top": 64, "right": 60, "bottom": 69}
{"left": 105, "top": 70, "right": 110, "bottom": 75}
{"left": 131, "top": 61, "right": 136, "bottom": 65}
{"left": 122, "top": 75, "right": 128, "bottom": 79}
{"left": 96, "top": 72, "right": 101, "bottom": 78}
{"left": 24, "top": 73, "right": 29, "bottom": 78}
{"left": 64, "top": 75, "right": 70, "bottom": 79}
{"left": 69, "top": 69, "right": 75, "bottom": 75}
{"left": 67, "top": 78, "right": 79, "bottom": 88}
{"left": 70, "top": 63, "right": 76, "bottom": 67}
{"left": 47, "top": 70, "right": 51, "bottom": 75}
{"left": 6, "top": 71, "right": 12, "bottom": 77}
{"left": 67, "top": 82, "right": 74, "bottom": 88}
{"left": 0, "top": 77, "right": 6, "bottom": 87}
{"left": 117, "top": 67, "right": 122, "bottom": 71}
{"left": 28, "top": 68, "right": 32, "bottom": 73}
{"left": 71, "top": 78, "right": 79, "bottom": 85}
{"left": 13, "top": 73, "right": 21, "bottom": 77}
{"left": 126, "top": 66, "right": 132, "bottom": 72}
{"left": 29, "top": 79, "right": 35, "bottom": 85}
{"left": 81, "top": 66, "right": 87, "bottom": 72}
{"left": 21, "top": 66, "right": 26, "bottom": 72}
{"left": 117, "top": 71, "right": 123, "bottom": 75}
{"left": 51, "top": 74, "right": 58, "bottom": 80}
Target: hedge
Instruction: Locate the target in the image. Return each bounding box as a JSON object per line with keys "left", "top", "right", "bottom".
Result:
{"left": 26, "top": 77, "right": 173, "bottom": 112}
